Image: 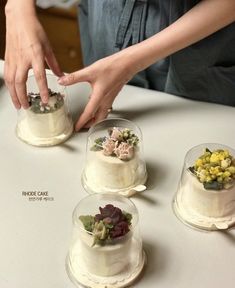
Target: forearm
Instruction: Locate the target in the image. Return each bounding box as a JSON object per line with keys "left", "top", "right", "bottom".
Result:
{"left": 123, "top": 0, "right": 235, "bottom": 74}
{"left": 5, "top": 0, "right": 36, "bottom": 18}
{"left": 5, "top": 0, "right": 41, "bottom": 51}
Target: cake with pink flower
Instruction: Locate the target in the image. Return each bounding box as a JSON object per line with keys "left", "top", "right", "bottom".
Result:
{"left": 82, "top": 127, "right": 147, "bottom": 194}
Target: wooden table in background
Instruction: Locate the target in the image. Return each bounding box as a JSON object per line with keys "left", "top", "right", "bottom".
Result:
{"left": 0, "top": 3, "right": 83, "bottom": 73}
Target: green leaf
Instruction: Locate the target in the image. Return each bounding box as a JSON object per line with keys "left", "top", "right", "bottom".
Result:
{"left": 203, "top": 181, "right": 223, "bottom": 190}
{"left": 123, "top": 211, "right": 132, "bottom": 225}
{"left": 205, "top": 148, "right": 212, "bottom": 153}
{"left": 79, "top": 215, "right": 95, "bottom": 232}
{"left": 188, "top": 166, "right": 195, "bottom": 174}
{"left": 91, "top": 137, "right": 106, "bottom": 151}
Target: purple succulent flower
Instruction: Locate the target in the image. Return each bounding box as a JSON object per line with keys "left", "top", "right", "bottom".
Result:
{"left": 94, "top": 204, "right": 132, "bottom": 241}
{"left": 95, "top": 204, "right": 123, "bottom": 224}
{"left": 114, "top": 142, "right": 134, "bottom": 160}
{"left": 110, "top": 221, "right": 130, "bottom": 238}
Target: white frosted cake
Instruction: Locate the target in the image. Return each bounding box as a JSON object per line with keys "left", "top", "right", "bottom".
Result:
{"left": 79, "top": 228, "right": 132, "bottom": 276}
{"left": 83, "top": 127, "right": 147, "bottom": 193}
{"left": 73, "top": 204, "right": 133, "bottom": 277}
{"left": 16, "top": 90, "right": 73, "bottom": 146}
{"left": 85, "top": 150, "right": 139, "bottom": 189}
{"left": 175, "top": 147, "right": 235, "bottom": 228}
{"left": 178, "top": 171, "right": 235, "bottom": 218}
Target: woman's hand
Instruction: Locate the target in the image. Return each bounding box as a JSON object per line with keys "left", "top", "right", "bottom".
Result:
{"left": 60, "top": 0, "right": 235, "bottom": 132}
{"left": 58, "top": 52, "right": 135, "bottom": 131}
{"left": 4, "top": 1, "right": 63, "bottom": 109}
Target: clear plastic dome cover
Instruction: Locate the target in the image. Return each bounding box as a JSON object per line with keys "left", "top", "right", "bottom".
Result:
{"left": 173, "top": 143, "right": 235, "bottom": 231}
{"left": 82, "top": 118, "right": 147, "bottom": 196}
{"left": 16, "top": 72, "right": 73, "bottom": 146}
{"left": 66, "top": 193, "right": 145, "bottom": 288}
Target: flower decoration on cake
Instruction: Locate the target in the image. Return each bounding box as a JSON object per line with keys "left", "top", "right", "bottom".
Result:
{"left": 79, "top": 204, "right": 132, "bottom": 246}
{"left": 189, "top": 148, "right": 235, "bottom": 190}
{"left": 28, "top": 89, "right": 64, "bottom": 113}
{"left": 92, "top": 127, "right": 139, "bottom": 160}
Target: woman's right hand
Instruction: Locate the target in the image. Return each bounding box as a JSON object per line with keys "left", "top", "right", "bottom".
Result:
{"left": 4, "top": 1, "right": 63, "bottom": 109}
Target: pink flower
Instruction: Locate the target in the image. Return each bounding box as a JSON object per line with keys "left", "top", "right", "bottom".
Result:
{"left": 110, "top": 127, "right": 123, "bottom": 141}
{"left": 114, "top": 142, "right": 134, "bottom": 160}
{"left": 102, "top": 138, "right": 116, "bottom": 156}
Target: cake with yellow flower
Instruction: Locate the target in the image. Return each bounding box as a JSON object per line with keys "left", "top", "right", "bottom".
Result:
{"left": 179, "top": 148, "right": 235, "bottom": 219}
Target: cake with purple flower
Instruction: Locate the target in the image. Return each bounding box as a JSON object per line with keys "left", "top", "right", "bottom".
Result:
{"left": 79, "top": 204, "right": 133, "bottom": 276}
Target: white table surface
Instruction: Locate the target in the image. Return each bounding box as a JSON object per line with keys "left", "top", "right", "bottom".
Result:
{"left": 0, "top": 59, "right": 235, "bottom": 288}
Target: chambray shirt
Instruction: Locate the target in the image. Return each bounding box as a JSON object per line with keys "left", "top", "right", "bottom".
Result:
{"left": 78, "top": 0, "right": 235, "bottom": 106}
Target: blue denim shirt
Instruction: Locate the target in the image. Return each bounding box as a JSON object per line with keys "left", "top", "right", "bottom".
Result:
{"left": 78, "top": 0, "right": 235, "bottom": 106}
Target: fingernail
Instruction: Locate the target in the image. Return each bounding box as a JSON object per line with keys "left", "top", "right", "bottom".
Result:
{"left": 41, "top": 95, "right": 48, "bottom": 104}
{"left": 75, "top": 125, "right": 81, "bottom": 132}
{"left": 15, "top": 104, "right": 21, "bottom": 110}
{"left": 58, "top": 76, "right": 65, "bottom": 84}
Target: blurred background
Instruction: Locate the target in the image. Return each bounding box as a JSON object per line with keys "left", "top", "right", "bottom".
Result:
{"left": 0, "top": 0, "right": 84, "bottom": 72}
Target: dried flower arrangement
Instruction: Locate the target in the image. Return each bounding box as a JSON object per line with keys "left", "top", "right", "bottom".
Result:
{"left": 28, "top": 89, "right": 64, "bottom": 113}
{"left": 79, "top": 204, "right": 132, "bottom": 246}
{"left": 92, "top": 127, "right": 139, "bottom": 161}
{"left": 189, "top": 148, "right": 235, "bottom": 190}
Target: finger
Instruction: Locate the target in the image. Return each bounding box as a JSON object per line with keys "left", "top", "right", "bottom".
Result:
{"left": 93, "top": 107, "right": 111, "bottom": 124}
{"left": 75, "top": 84, "right": 120, "bottom": 131}
{"left": 75, "top": 88, "right": 104, "bottom": 131}
{"left": 32, "top": 61, "right": 49, "bottom": 104}
{"left": 6, "top": 83, "right": 21, "bottom": 110}
{"left": 4, "top": 62, "right": 21, "bottom": 109}
{"left": 83, "top": 118, "right": 96, "bottom": 129}
{"left": 93, "top": 86, "right": 120, "bottom": 123}
{"left": 15, "top": 66, "right": 30, "bottom": 109}
{"left": 58, "top": 68, "right": 90, "bottom": 86}
{"left": 45, "top": 47, "right": 64, "bottom": 77}
{"left": 31, "top": 44, "right": 49, "bottom": 104}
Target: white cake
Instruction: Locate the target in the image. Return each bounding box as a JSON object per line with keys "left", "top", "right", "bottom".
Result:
{"left": 27, "top": 105, "right": 68, "bottom": 136}
{"left": 16, "top": 95, "right": 73, "bottom": 145}
{"left": 177, "top": 171, "right": 235, "bottom": 218}
{"left": 66, "top": 199, "right": 145, "bottom": 287}
{"left": 84, "top": 150, "right": 140, "bottom": 191}
{"left": 82, "top": 127, "right": 147, "bottom": 194}
{"left": 78, "top": 229, "right": 133, "bottom": 276}
{"left": 174, "top": 147, "right": 235, "bottom": 230}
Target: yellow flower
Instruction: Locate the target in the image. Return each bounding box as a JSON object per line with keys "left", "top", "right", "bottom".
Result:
{"left": 228, "top": 166, "right": 235, "bottom": 174}
{"left": 223, "top": 171, "right": 231, "bottom": 178}
{"left": 195, "top": 158, "right": 203, "bottom": 167}
{"left": 210, "top": 153, "right": 220, "bottom": 163}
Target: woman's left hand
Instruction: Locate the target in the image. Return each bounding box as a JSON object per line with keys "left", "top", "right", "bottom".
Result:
{"left": 58, "top": 52, "right": 135, "bottom": 131}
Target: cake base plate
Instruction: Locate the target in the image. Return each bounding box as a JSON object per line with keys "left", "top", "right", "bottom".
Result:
{"left": 173, "top": 195, "right": 235, "bottom": 231}
{"left": 66, "top": 250, "right": 146, "bottom": 288}
{"left": 81, "top": 171, "right": 148, "bottom": 197}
